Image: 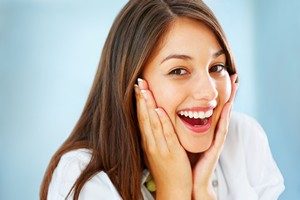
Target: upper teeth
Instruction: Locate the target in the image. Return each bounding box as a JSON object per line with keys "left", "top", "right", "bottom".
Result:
{"left": 179, "top": 110, "right": 213, "bottom": 119}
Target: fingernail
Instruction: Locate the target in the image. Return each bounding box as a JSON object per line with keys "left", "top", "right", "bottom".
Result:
{"left": 234, "top": 75, "right": 238, "bottom": 83}
{"left": 137, "top": 78, "right": 143, "bottom": 87}
{"left": 140, "top": 90, "right": 147, "bottom": 100}
{"left": 134, "top": 84, "right": 139, "bottom": 93}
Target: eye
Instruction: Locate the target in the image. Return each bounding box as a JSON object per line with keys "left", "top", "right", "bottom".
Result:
{"left": 209, "top": 64, "right": 227, "bottom": 73}
{"left": 168, "top": 68, "right": 188, "bottom": 76}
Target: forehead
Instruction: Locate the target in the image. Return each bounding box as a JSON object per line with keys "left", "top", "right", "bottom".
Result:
{"left": 151, "top": 17, "right": 222, "bottom": 61}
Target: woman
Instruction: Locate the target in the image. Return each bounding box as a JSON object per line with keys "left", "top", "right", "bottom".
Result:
{"left": 40, "top": 0, "right": 284, "bottom": 199}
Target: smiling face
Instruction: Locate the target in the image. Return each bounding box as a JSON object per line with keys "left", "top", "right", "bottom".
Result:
{"left": 142, "top": 17, "right": 232, "bottom": 153}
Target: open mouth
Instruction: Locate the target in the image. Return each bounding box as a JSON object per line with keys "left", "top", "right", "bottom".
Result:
{"left": 180, "top": 116, "right": 210, "bottom": 126}
{"left": 178, "top": 110, "right": 213, "bottom": 133}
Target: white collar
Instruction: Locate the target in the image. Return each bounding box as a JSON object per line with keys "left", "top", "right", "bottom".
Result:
{"left": 141, "top": 169, "right": 151, "bottom": 185}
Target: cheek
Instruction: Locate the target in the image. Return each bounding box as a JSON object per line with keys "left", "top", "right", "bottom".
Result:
{"left": 149, "top": 83, "right": 181, "bottom": 120}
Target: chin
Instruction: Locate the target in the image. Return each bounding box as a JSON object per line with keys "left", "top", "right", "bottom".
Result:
{"left": 182, "top": 137, "right": 213, "bottom": 153}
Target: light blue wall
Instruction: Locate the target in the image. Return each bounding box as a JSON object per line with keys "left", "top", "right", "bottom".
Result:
{"left": 0, "top": 1, "right": 127, "bottom": 199}
{"left": 206, "top": 0, "right": 257, "bottom": 117}
{"left": 254, "top": 0, "right": 300, "bottom": 199}
{"left": 0, "top": 0, "right": 299, "bottom": 199}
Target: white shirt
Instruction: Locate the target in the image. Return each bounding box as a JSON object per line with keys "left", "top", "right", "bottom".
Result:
{"left": 48, "top": 112, "right": 285, "bottom": 199}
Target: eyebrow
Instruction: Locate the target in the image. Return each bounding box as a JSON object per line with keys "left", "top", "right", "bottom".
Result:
{"left": 160, "top": 49, "right": 225, "bottom": 64}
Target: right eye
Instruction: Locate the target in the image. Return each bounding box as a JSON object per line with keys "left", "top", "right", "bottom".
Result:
{"left": 209, "top": 64, "right": 227, "bottom": 73}
{"left": 168, "top": 68, "right": 188, "bottom": 76}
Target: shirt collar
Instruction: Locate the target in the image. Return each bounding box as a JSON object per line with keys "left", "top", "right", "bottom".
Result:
{"left": 141, "top": 169, "right": 151, "bottom": 185}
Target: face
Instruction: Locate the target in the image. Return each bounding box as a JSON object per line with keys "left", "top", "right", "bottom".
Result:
{"left": 142, "top": 17, "right": 232, "bottom": 153}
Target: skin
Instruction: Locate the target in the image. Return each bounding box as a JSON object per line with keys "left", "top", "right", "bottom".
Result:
{"left": 134, "top": 17, "right": 238, "bottom": 199}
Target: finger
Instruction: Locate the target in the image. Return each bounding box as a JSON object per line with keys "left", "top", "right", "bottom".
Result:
{"left": 137, "top": 78, "right": 148, "bottom": 90}
{"left": 218, "top": 73, "right": 239, "bottom": 124}
{"left": 212, "top": 75, "right": 239, "bottom": 151}
{"left": 134, "top": 84, "right": 155, "bottom": 149}
{"left": 154, "top": 107, "right": 182, "bottom": 152}
{"left": 228, "top": 74, "right": 239, "bottom": 104}
{"left": 140, "top": 89, "right": 169, "bottom": 154}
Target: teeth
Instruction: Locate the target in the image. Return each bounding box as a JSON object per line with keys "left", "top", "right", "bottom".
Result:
{"left": 193, "top": 112, "right": 199, "bottom": 118}
{"left": 188, "top": 111, "right": 193, "bottom": 118}
{"left": 179, "top": 110, "right": 213, "bottom": 119}
{"left": 205, "top": 110, "right": 213, "bottom": 118}
{"left": 199, "top": 111, "right": 205, "bottom": 119}
{"left": 184, "top": 111, "right": 188, "bottom": 117}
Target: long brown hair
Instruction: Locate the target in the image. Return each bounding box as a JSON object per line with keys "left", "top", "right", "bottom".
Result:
{"left": 40, "top": 0, "right": 236, "bottom": 199}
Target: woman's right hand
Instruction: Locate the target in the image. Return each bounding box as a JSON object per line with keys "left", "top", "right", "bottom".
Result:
{"left": 134, "top": 78, "right": 192, "bottom": 200}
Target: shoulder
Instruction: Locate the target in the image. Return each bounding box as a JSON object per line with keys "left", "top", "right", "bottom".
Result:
{"left": 48, "top": 148, "right": 120, "bottom": 200}
{"left": 229, "top": 111, "right": 264, "bottom": 132}
{"left": 224, "top": 111, "right": 269, "bottom": 155}
{"left": 224, "top": 112, "right": 285, "bottom": 198}
{"left": 228, "top": 111, "right": 267, "bottom": 143}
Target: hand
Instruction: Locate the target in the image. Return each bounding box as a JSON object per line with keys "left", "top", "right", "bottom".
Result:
{"left": 192, "top": 74, "right": 239, "bottom": 200}
{"left": 134, "top": 78, "right": 192, "bottom": 200}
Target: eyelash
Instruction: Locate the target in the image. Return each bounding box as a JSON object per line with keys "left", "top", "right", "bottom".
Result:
{"left": 168, "top": 64, "right": 227, "bottom": 76}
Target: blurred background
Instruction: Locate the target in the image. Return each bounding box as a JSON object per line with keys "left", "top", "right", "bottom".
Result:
{"left": 0, "top": 0, "right": 299, "bottom": 199}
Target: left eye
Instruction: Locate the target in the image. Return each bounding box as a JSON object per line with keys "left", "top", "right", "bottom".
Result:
{"left": 209, "top": 64, "right": 226, "bottom": 73}
{"left": 169, "top": 68, "right": 188, "bottom": 76}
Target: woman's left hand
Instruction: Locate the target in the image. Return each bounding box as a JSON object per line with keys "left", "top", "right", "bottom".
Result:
{"left": 192, "top": 74, "right": 239, "bottom": 200}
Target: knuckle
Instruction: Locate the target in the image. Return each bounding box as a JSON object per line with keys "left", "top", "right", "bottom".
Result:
{"left": 151, "top": 121, "right": 160, "bottom": 132}
{"left": 139, "top": 116, "right": 149, "bottom": 124}
{"left": 164, "top": 133, "right": 173, "bottom": 143}
{"left": 137, "top": 91, "right": 143, "bottom": 100}
{"left": 164, "top": 130, "right": 172, "bottom": 138}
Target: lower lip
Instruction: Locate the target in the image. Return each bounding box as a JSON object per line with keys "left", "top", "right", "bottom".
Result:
{"left": 179, "top": 116, "right": 212, "bottom": 134}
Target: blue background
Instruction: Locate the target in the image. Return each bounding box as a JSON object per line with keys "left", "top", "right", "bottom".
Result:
{"left": 0, "top": 0, "right": 299, "bottom": 199}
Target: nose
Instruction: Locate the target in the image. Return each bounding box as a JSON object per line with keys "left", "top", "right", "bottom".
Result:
{"left": 191, "top": 72, "right": 218, "bottom": 102}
